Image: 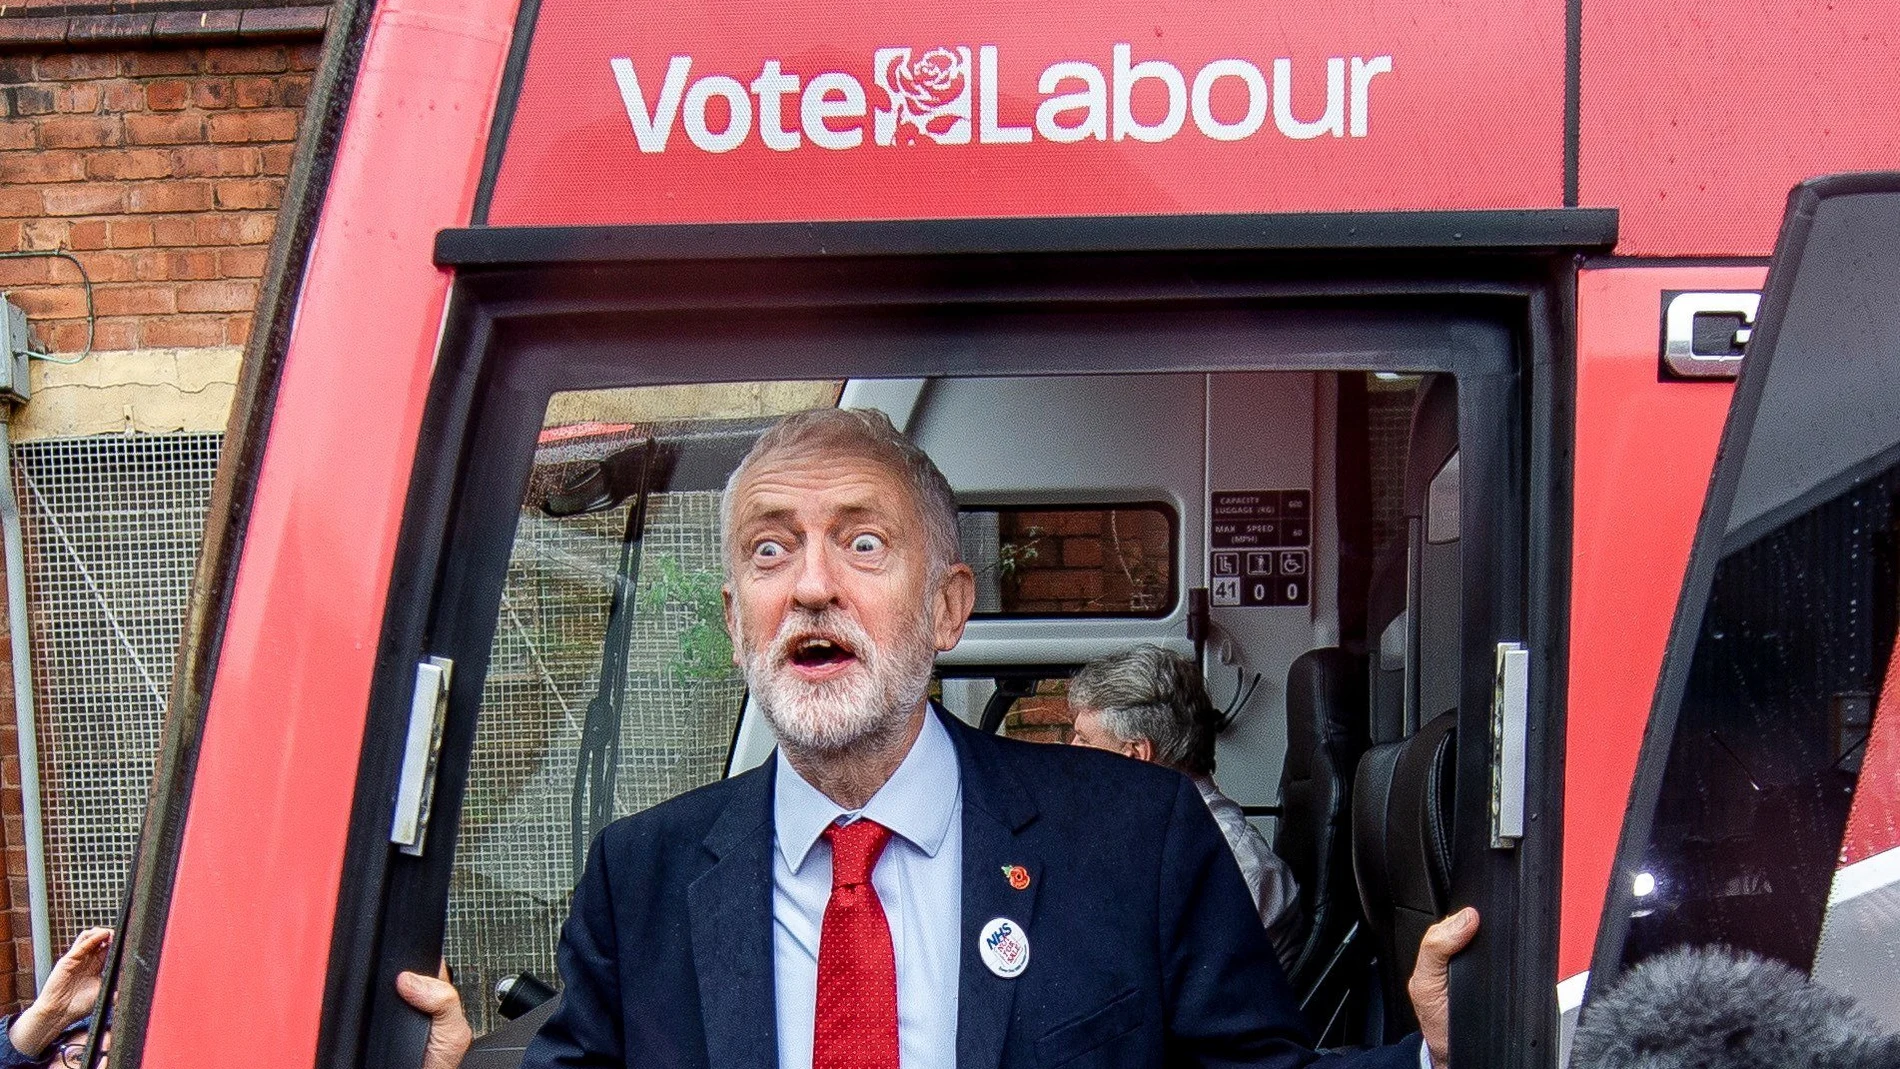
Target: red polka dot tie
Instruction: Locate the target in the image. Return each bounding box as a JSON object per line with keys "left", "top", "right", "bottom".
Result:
{"left": 814, "top": 818, "right": 899, "bottom": 1069}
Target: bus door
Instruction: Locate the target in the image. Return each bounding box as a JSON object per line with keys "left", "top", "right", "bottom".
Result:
{"left": 1580, "top": 173, "right": 1900, "bottom": 1057}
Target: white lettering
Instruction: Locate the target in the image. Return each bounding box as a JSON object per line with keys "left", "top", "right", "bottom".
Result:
{"left": 684, "top": 75, "right": 752, "bottom": 153}
{"left": 1112, "top": 44, "right": 1186, "bottom": 143}
{"left": 802, "top": 72, "right": 867, "bottom": 149}
{"left": 610, "top": 56, "right": 692, "bottom": 153}
{"left": 1035, "top": 61, "right": 1107, "bottom": 143}
{"left": 1190, "top": 59, "right": 1267, "bottom": 142}
{"left": 1349, "top": 55, "right": 1392, "bottom": 137}
{"left": 1272, "top": 57, "right": 1345, "bottom": 139}
{"left": 980, "top": 45, "right": 1032, "bottom": 144}
{"left": 749, "top": 60, "right": 801, "bottom": 151}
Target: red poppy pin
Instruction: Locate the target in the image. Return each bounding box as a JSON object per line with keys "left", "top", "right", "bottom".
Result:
{"left": 1002, "top": 864, "right": 1031, "bottom": 890}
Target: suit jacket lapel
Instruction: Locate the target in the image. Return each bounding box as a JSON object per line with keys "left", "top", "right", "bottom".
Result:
{"left": 688, "top": 762, "right": 778, "bottom": 1069}
{"left": 947, "top": 713, "right": 1041, "bottom": 1069}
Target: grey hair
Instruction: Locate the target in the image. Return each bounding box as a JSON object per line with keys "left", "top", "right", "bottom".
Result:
{"left": 720, "top": 407, "right": 962, "bottom": 580}
{"left": 1068, "top": 644, "right": 1218, "bottom": 776}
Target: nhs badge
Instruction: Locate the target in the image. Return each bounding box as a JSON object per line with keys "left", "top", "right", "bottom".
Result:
{"left": 979, "top": 916, "right": 1030, "bottom": 979}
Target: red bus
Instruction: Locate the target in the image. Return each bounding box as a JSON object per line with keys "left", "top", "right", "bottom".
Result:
{"left": 93, "top": 0, "right": 1900, "bottom": 1067}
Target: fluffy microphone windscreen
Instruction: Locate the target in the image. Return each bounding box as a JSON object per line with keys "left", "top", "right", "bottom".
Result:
{"left": 1569, "top": 945, "right": 1900, "bottom": 1069}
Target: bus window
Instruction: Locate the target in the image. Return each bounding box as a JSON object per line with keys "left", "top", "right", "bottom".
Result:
{"left": 444, "top": 381, "right": 836, "bottom": 1032}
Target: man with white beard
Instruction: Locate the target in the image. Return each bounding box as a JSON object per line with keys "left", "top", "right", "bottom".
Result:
{"left": 522, "top": 407, "right": 1477, "bottom": 1069}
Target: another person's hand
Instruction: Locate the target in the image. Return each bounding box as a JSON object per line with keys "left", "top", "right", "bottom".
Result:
{"left": 9, "top": 928, "right": 111, "bottom": 1058}
{"left": 396, "top": 966, "right": 472, "bottom": 1069}
{"left": 1409, "top": 907, "right": 1479, "bottom": 1067}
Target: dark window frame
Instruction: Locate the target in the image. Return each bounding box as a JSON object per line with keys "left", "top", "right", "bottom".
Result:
{"left": 313, "top": 233, "right": 1580, "bottom": 1069}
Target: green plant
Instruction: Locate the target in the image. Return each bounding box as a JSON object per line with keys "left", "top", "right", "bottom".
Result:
{"left": 640, "top": 554, "right": 735, "bottom": 679}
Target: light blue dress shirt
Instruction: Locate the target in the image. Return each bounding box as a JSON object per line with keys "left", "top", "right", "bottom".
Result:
{"left": 773, "top": 710, "right": 963, "bottom": 1069}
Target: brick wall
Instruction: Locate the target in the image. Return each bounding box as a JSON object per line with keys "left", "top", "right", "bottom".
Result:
{"left": 999, "top": 508, "right": 1172, "bottom": 614}
{"left": 0, "top": 34, "right": 319, "bottom": 1011}
{"left": 0, "top": 41, "right": 316, "bottom": 355}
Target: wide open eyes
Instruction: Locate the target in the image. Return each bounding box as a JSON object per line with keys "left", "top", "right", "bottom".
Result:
{"left": 849, "top": 533, "right": 885, "bottom": 555}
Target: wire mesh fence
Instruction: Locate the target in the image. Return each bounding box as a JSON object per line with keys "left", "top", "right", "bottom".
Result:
{"left": 446, "top": 485, "right": 744, "bottom": 1034}
{"left": 12, "top": 432, "right": 223, "bottom": 948}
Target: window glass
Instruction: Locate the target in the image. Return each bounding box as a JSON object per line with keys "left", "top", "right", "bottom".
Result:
{"left": 444, "top": 381, "right": 836, "bottom": 1033}
{"left": 960, "top": 504, "right": 1175, "bottom": 617}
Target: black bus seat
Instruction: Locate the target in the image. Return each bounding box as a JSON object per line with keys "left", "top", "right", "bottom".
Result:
{"left": 1351, "top": 710, "right": 1456, "bottom": 1041}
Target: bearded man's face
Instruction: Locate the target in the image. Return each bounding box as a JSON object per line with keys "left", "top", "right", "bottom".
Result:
{"left": 723, "top": 448, "right": 970, "bottom": 752}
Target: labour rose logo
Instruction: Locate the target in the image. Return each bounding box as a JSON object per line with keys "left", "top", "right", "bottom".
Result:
{"left": 873, "top": 46, "right": 973, "bottom": 146}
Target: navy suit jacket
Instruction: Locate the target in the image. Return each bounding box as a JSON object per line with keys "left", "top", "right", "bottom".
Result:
{"left": 523, "top": 709, "right": 1423, "bottom": 1069}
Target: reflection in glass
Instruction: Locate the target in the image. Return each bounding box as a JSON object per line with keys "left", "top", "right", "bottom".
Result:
{"left": 960, "top": 505, "right": 1175, "bottom": 617}
{"left": 1621, "top": 462, "right": 1899, "bottom": 973}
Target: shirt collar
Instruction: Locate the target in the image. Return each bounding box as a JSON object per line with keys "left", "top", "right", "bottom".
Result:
{"left": 774, "top": 707, "right": 962, "bottom": 874}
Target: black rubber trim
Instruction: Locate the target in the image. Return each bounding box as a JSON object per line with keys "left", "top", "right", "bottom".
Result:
{"left": 467, "top": 0, "right": 541, "bottom": 225}
{"left": 434, "top": 209, "right": 1620, "bottom": 266}
{"left": 107, "top": 2, "right": 381, "bottom": 1067}
{"left": 1584, "top": 171, "right": 1900, "bottom": 997}
{"left": 1564, "top": 0, "right": 1582, "bottom": 207}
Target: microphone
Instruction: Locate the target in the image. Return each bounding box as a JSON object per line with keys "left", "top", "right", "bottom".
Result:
{"left": 1569, "top": 945, "right": 1900, "bottom": 1069}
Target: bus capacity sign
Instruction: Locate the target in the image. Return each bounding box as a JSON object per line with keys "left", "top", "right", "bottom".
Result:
{"left": 486, "top": 0, "right": 1565, "bottom": 226}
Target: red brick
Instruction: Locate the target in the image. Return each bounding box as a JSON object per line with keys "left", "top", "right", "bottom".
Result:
{"left": 226, "top": 311, "right": 254, "bottom": 344}
{"left": 6, "top": 86, "right": 55, "bottom": 116}
{"left": 143, "top": 313, "right": 225, "bottom": 348}
{"left": 35, "top": 53, "right": 120, "bottom": 81}
{"left": 1018, "top": 569, "right": 1101, "bottom": 602}
{"left": 0, "top": 258, "right": 51, "bottom": 288}
{"left": 0, "top": 940, "right": 14, "bottom": 970}
{"left": 0, "top": 222, "right": 23, "bottom": 251}
{"left": 258, "top": 143, "right": 293, "bottom": 175}
{"left": 107, "top": 218, "right": 154, "bottom": 247}
{"left": 176, "top": 279, "right": 256, "bottom": 313}
{"left": 0, "top": 758, "right": 13, "bottom": 791}
{"left": 150, "top": 215, "right": 195, "bottom": 245}
{"left": 1061, "top": 538, "right": 1106, "bottom": 567}
{"left": 0, "top": 124, "right": 35, "bottom": 151}
{"left": 1, "top": 853, "right": 19, "bottom": 879}
{"left": 0, "top": 149, "right": 83, "bottom": 183}
{"left": 76, "top": 250, "right": 133, "bottom": 282}
{"left": 207, "top": 109, "right": 297, "bottom": 143}
{"left": 127, "top": 179, "right": 212, "bottom": 213}
{"left": 52, "top": 83, "right": 99, "bottom": 114}
{"left": 125, "top": 51, "right": 201, "bottom": 78}
{"left": 39, "top": 319, "right": 93, "bottom": 353}
{"left": 64, "top": 220, "right": 107, "bottom": 250}
{"left": 218, "top": 246, "right": 268, "bottom": 278}
{"left": 135, "top": 248, "right": 217, "bottom": 280}
{"left": 213, "top": 178, "right": 278, "bottom": 210}
{"left": 290, "top": 42, "right": 323, "bottom": 70}
{"left": 42, "top": 183, "right": 127, "bottom": 216}
{"left": 280, "top": 75, "right": 312, "bottom": 109}
{"left": 0, "top": 188, "right": 37, "bottom": 218}
{"left": 232, "top": 211, "right": 273, "bottom": 244}
{"left": 232, "top": 76, "right": 274, "bottom": 108}
{"left": 205, "top": 46, "right": 288, "bottom": 75}
{"left": 24, "top": 219, "right": 72, "bottom": 250}
{"left": 94, "top": 284, "right": 175, "bottom": 316}
{"left": 0, "top": 18, "right": 66, "bottom": 48}
{"left": 144, "top": 80, "right": 191, "bottom": 112}
{"left": 7, "top": 285, "right": 90, "bottom": 319}
{"left": 192, "top": 79, "right": 234, "bottom": 110}
{"left": 38, "top": 115, "right": 120, "bottom": 149}
{"left": 86, "top": 148, "right": 175, "bottom": 181}
{"left": 125, "top": 112, "right": 205, "bottom": 146}
{"left": 98, "top": 80, "right": 146, "bottom": 113}
{"left": 173, "top": 144, "right": 258, "bottom": 177}
{"left": 85, "top": 316, "right": 138, "bottom": 350}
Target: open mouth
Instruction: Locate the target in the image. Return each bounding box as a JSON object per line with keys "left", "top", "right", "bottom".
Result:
{"left": 785, "top": 634, "right": 860, "bottom": 679}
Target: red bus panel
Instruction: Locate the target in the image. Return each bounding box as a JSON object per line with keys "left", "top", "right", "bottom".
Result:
{"left": 1580, "top": 0, "right": 1900, "bottom": 257}
{"left": 1561, "top": 265, "right": 1759, "bottom": 979}
{"left": 487, "top": 0, "right": 1565, "bottom": 225}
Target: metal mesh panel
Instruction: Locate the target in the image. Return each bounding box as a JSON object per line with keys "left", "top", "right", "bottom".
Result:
{"left": 446, "top": 487, "right": 745, "bottom": 1034}
{"left": 12, "top": 432, "right": 223, "bottom": 947}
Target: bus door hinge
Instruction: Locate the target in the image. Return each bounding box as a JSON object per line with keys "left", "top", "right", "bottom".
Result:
{"left": 1490, "top": 642, "right": 1529, "bottom": 849}
{"left": 390, "top": 656, "right": 453, "bottom": 857}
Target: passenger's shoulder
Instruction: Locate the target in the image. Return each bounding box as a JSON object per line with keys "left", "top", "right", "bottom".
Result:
{"left": 966, "top": 724, "right": 1189, "bottom": 813}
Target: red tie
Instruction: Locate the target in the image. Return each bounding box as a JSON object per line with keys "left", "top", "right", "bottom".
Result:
{"left": 814, "top": 819, "right": 900, "bottom": 1069}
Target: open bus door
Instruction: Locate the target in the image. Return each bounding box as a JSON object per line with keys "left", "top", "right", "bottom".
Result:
{"left": 1578, "top": 172, "right": 1900, "bottom": 1055}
